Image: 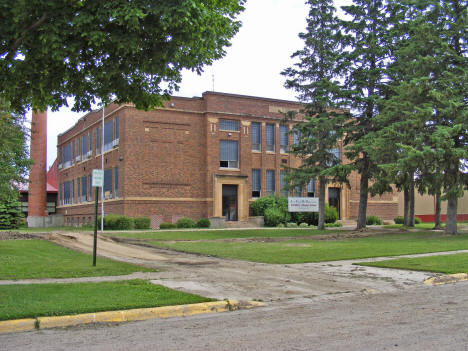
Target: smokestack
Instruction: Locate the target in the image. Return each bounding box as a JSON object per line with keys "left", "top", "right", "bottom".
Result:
{"left": 27, "top": 109, "right": 48, "bottom": 227}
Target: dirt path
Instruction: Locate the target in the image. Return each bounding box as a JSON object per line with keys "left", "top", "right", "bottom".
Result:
{"left": 35, "top": 232, "right": 443, "bottom": 303}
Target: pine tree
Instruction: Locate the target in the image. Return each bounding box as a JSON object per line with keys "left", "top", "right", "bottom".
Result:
{"left": 282, "top": 0, "right": 348, "bottom": 230}
{"left": 380, "top": 0, "right": 467, "bottom": 234}
{"left": 339, "top": 0, "right": 399, "bottom": 229}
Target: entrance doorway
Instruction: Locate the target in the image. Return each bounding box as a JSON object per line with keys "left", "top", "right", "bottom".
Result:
{"left": 222, "top": 185, "right": 238, "bottom": 221}
{"left": 328, "top": 187, "right": 341, "bottom": 219}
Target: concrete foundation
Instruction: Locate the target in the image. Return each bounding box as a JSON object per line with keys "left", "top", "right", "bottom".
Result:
{"left": 27, "top": 214, "right": 64, "bottom": 228}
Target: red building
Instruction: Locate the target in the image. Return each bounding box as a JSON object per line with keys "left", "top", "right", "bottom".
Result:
{"left": 56, "top": 92, "right": 398, "bottom": 227}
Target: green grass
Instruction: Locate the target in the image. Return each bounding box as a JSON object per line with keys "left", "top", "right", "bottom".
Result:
{"left": 148, "top": 232, "right": 468, "bottom": 264}
{"left": 0, "top": 240, "right": 155, "bottom": 279}
{"left": 384, "top": 222, "right": 444, "bottom": 229}
{"left": 0, "top": 226, "right": 92, "bottom": 233}
{"left": 0, "top": 279, "right": 214, "bottom": 321}
{"left": 105, "top": 228, "right": 334, "bottom": 241}
{"left": 358, "top": 253, "right": 468, "bottom": 274}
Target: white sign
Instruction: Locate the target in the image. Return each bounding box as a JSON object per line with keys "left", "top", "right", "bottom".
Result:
{"left": 92, "top": 169, "right": 104, "bottom": 187}
{"left": 288, "top": 197, "right": 319, "bottom": 212}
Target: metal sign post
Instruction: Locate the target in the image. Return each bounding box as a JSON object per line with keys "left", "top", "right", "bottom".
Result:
{"left": 92, "top": 169, "right": 104, "bottom": 266}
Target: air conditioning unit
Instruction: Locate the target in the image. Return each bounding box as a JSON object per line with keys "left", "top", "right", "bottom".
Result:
{"left": 112, "top": 138, "right": 119, "bottom": 147}
{"left": 58, "top": 163, "right": 63, "bottom": 169}
{"left": 75, "top": 155, "right": 81, "bottom": 162}
{"left": 86, "top": 151, "right": 92, "bottom": 158}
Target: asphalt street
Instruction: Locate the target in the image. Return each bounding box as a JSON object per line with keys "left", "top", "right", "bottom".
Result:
{"left": 2, "top": 281, "right": 467, "bottom": 351}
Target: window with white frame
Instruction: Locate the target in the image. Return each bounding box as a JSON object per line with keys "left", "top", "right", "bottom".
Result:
{"left": 96, "top": 127, "right": 101, "bottom": 154}
{"left": 103, "top": 120, "right": 114, "bottom": 152}
{"left": 104, "top": 168, "right": 113, "bottom": 199}
{"left": 114, "top": 167, "right": 119, "bottom": 198}
{"left": 266, "top": 170, "right": 275, "bottom": 195}
{"left": 251, "top": 122, "right": 261, "bottom": 151}
{"left": 252, "top": 169, "right": 261, "bottom": 197}
{"left": 219, "top": 119, "right": 239, "bottom": 131}
{"left": 266, "top": 124, "right": 275, "bottom": 152}
{"left": 81, "top": 175, "right": 88, "bottom": 202}
{"left": 219, "top": 140, "right": 239, "bottom": 168}
{"left": 63, "top": 144, "right": 71, "bottom": 168}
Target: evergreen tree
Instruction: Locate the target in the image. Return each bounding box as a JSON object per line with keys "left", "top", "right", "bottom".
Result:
{"left": 0, "top": 97, "right": 30, "bottom": 203}
{"left": 338, "top": 0, "right": 399, "bottom": 229}
{"left": 380, "top": 0, "right": 467, "bottom": 234}
{"left": 282, "top": 0, "right": 348, "bottom": 230}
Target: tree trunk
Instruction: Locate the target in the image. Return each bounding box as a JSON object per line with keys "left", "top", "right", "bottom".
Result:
{"left": 356, "top": 169, "right": 369, "bottom": 230}
{"left": 445, "top": 194, "right": 458, "bottom": 234}
{"left": 403, "top": 187, "right": 409, "bottom": 226}
{"left": 408, "top": 178, "right": 415, "bottom": 227}
{"left": 317, "top": 176, "right": 326, "bottom": 230}
{"left": 433, "top": 191, "right": 442, "bottom": 229}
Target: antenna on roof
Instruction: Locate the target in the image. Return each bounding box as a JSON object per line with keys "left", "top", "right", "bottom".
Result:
{"left": 211, "top": 67, "right": 215, "bottom": 92}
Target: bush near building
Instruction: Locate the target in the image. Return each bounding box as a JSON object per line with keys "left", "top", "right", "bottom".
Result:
{"left": 196, "top": 218, "right": 211, "bottom": 228}
{"left": 176, "top": 217, "right": 196, "bottom": 229}
{"left": 0, "top": 193, "right": 23, "bottom": 229}
{"left": 366, "top": 215, "right": 383, "bottom": 225}
{"left": 250, "top": 195, "right": 338, "bottom": 227}
{"left": 97, "top": 215, "right": 150, "bottom": 230}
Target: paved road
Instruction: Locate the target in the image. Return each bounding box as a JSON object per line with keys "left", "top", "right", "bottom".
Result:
{"left": 2, "top": 281, "right": 467, "bottom": 350}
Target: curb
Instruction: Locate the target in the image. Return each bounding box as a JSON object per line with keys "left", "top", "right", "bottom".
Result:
{"left": 0, "top": 300, "right": 264, "bottom": 334}
{"left": 424, "top": 273, "right": 468, "bottom": 286}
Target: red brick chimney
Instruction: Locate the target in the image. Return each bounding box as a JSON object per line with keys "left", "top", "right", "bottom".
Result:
{"left": 27, "top": 109, "right": 48, "bottom": 226}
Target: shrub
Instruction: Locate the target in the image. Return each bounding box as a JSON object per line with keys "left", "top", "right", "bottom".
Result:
{"left": 277, "top": 223, "right": 285, "bottom": 228}
{"left": 250, "top": 195, "right": 288, "bottom": 217}
{"left": 394, "top": 216, "right": 404, "bottom": 224}
{"left": 286, "top": 222, "right": 298, "bottom": 228}
{"left": 324, "top": 204, "right": 338, "bottom": 223}
{"left": 366, "top": 215, "right": 383, "bottom": 225}
{"left": 291, "top": 211, "right": 318, "bottom": 226}
{"left": 299, "top": 222, "right": 309, "bottom": 228}
{"left": 415, "top": 216, "right": 422, "bottom": 224}
{"left": 264, "top": 207, "right": 287, "bottom": 227}
{"left": 134, "top": 217, "right": 150, "bottom": 229}
{"left": 196, "top": 218, "right": 211, "bottom": 228}
{"left": 0, "top": 194, "right": 23, "bottom": 229}
{"left": 115, "top": 216, "right": 134, "bottom": 230}
{"left": 176, "top": 217, "right": 196, "bottom": 228}
{"left": 325, "top": 222, "right": 342, "bottom": 227}
{"left": 159, "top": 222, "right": 177, "bottom": 229}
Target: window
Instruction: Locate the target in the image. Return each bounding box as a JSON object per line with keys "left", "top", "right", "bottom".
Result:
{"left": 77, "top": 178, "right": 81, "bottom": 203}
{"left": 293, "top": 186, "right": 302, "bottom": 197}
{"left": 71, "top": 140, "right": 75, "bottom": 164}
{"left": 104, "top": 168, "right": 113, "bottom": 199}
{"left": 82, "top": 133, "right": 89, "bottom": 158}
{"left": 280, "top": 170, "right": 288, "bottom": 197}
{"left": 103, "top": 120, "right": 114, "bottom": 152}
{"left": 252, "top": 169, "right": 261, "bottom": 198}
{"left": 266, "top": 170, "right": 275, "bottom": 195}
{"left": 293, "top": 129, "right": 301, "bottom": 145}
{"left": 62, "top": 181, "right": 72, "bottom": 205}
{"left": 220, "top": 140, "right": 239, "bottom": 168}
{"left": 280, "top": 125, "right": 289, "bottom": 153}
{"left": 251, "top": 122, "right": 261, "bottom": 151}
{"left": 63, "top": 144, "right": 71, "bottom": 168}
{"left": 219, "top": 119, "right": 239, "bottom": 131}
{"left": 88, "top": 174, "right": 92, "bottom": 200}
{"left": 266, "top": 124, "right": 275, "bottom": 152}
{"left": 115, "top": 116, "right": 119, "bottom": 141}
{"left": 114, "top": 167, "right": 119, "bottom": 198}
{"left": 307, "top": 179, "right": 315, "bottom": 197}
{"left": 81, "top": 175, "right": 88, "bottom": 202}
{"left": 96, "top": 127, "right": 101, "bottom": 154}
{"left": 331, "top": 148, "right": 341, "bottom": 163}
{"left": 71, "top": 179, "right": 74, "bottom": 204}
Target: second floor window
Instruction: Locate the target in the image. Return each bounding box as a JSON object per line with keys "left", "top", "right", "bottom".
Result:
{"left": 266, "top": 124, "right": 275, "bottom": 152}
{"left": 280, "top": 125, "right": 289, "bottom": 153}
{"left": 280, "top": 170, "right": 288, "bottom": 197}
{"left": 251, "top": 122, "right": 261, "bottom": 151}
{"left": 219, "top": 119, "right": 239, "bottom": 131}
{"left": 220, "top": 140, "right": 239, "bottom": 168}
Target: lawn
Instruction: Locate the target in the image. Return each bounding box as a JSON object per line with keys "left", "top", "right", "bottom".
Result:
{"left": 358, "top": 253, "right": 468, "bottom": 274}
{"left": 0, "top": 240, "right": 155, "bottom": 280}
{"left": 105, "top": 228, "right": 334, "bottom": 241}
{"left": 0, "top": 279, "right": 214, "bottom": 321}
{"left": 148, "top": 232, "right": 468, "bottom": 264}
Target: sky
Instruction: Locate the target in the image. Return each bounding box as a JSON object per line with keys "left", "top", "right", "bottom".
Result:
{"left": 40, "top": 0, "right": 349, "bottom": 169}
